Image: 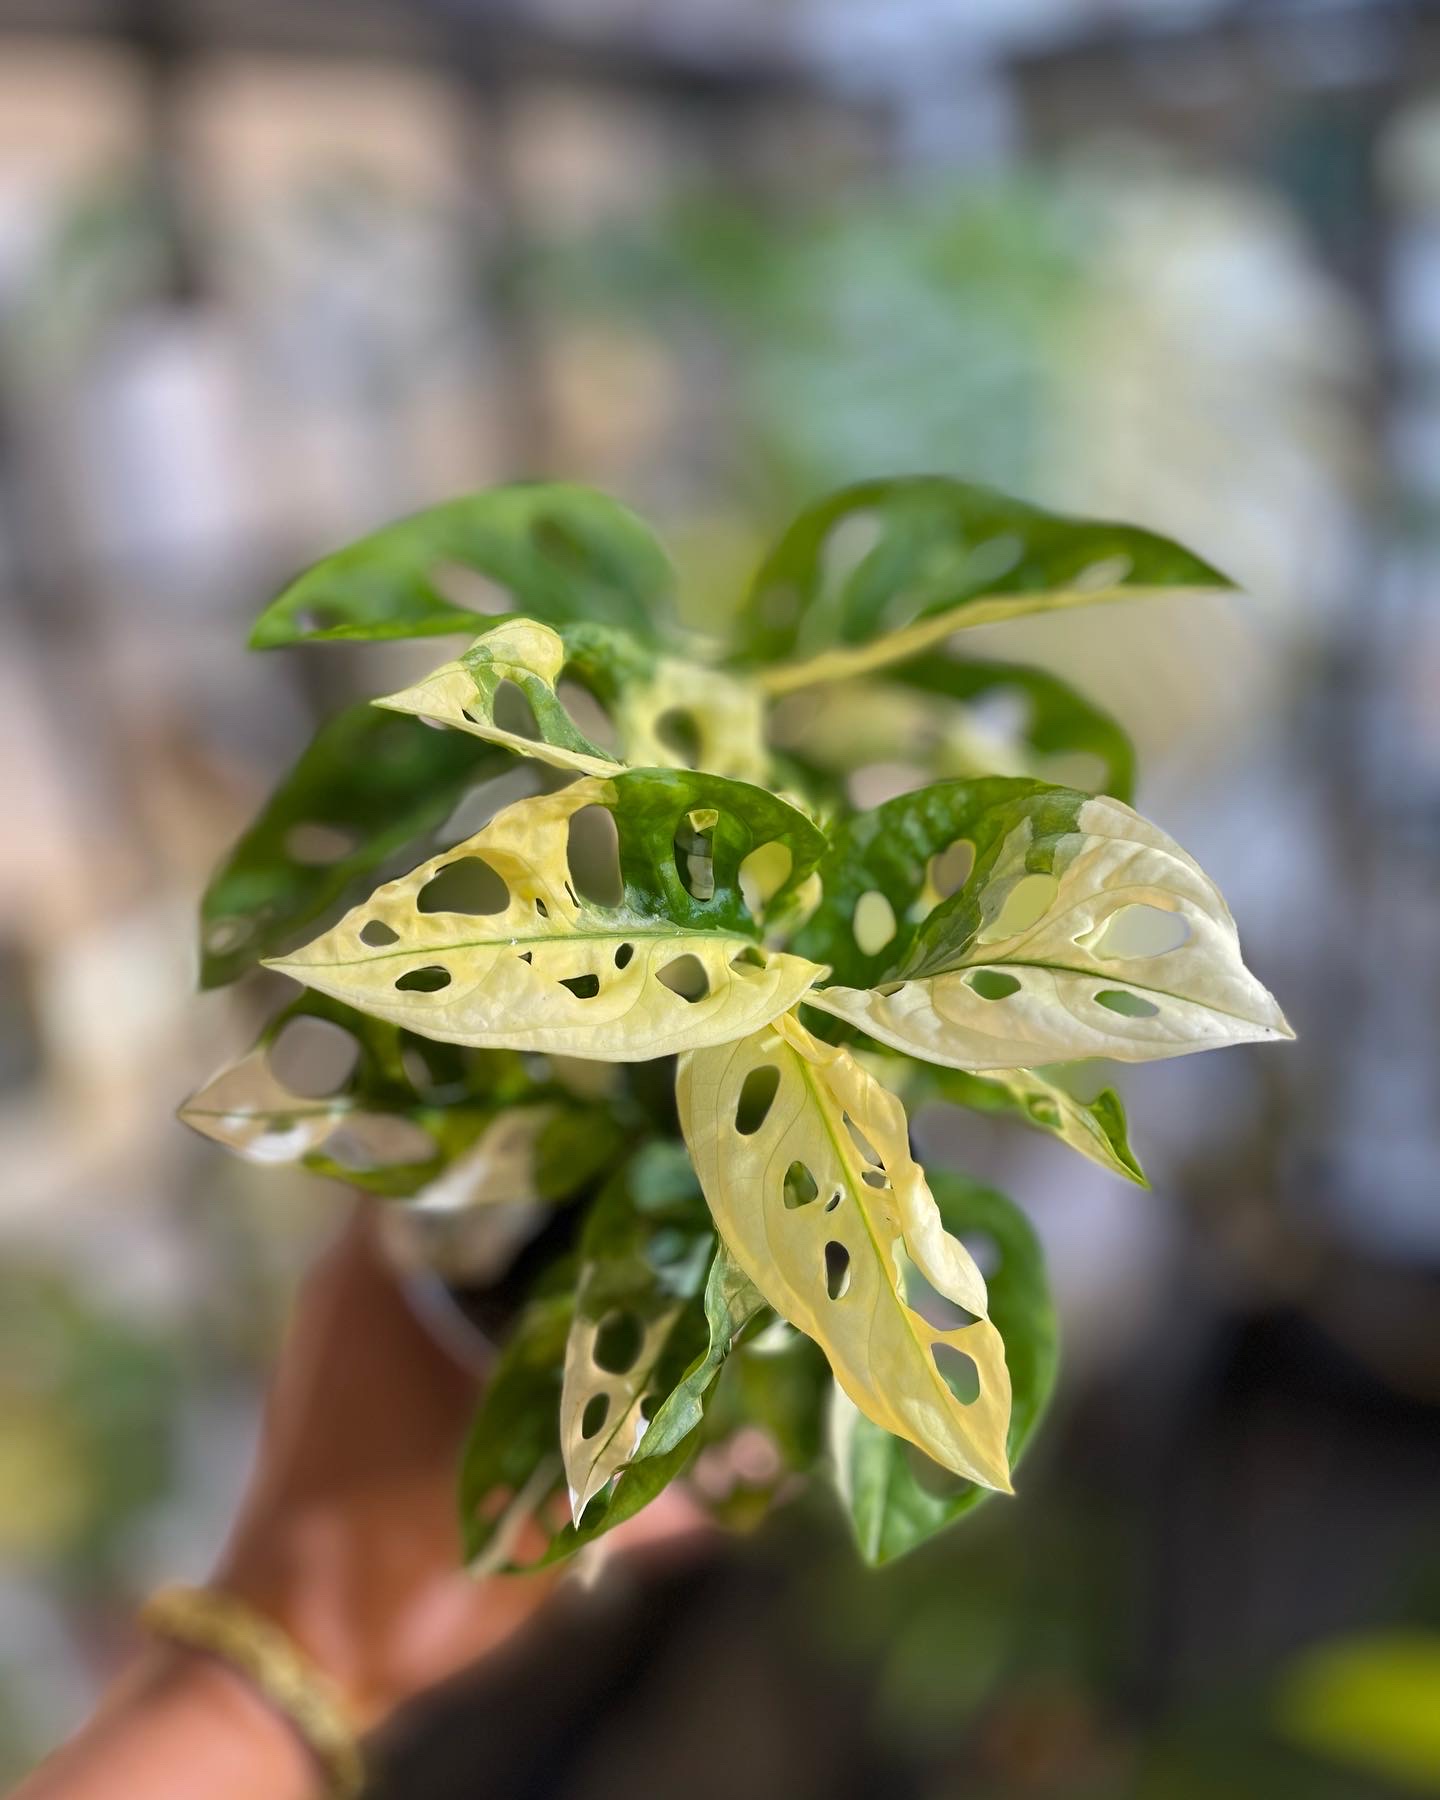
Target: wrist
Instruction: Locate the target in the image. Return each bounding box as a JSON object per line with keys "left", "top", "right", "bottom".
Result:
{"left": 15, "top": 1643, "right": 317, "bottom": 1800}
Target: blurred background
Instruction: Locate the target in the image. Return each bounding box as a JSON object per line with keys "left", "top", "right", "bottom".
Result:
{"left": 2, "top": 0, "right": 1439, "bottom": 1793}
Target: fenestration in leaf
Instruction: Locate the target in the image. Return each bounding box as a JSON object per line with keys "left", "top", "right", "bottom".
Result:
{"left": 737, "top": 475, "right": 1234, "bottom": 687}
{"left": 199, "top": 705, "right": 509, "bottom": 988}
{"left": 832, "top": 1174, "right": 1058, "bottom": 1566}
{"left": 559, "top": 1161, "right": 714, "bottom": 1521}
{"left": 678, "top": 1012, "right": 1013, "bottom": 1492}
{"left": 376, "top": 616, "right": 771, "bottom": 785}
{"left": 177, "top": 994, "right": 614, "bottom": 1200}
{"left": 794, "top": 777, "right": 1291, "bottom": 1068}
{"left": 266, "top": 770, "right": 829, "bottom": 1061}
{"left": 250, "top": 483, "right": 677, "bottom": 647}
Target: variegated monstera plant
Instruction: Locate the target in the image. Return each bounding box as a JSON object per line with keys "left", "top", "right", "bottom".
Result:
{"left": 184, "top": 478, "right": 1291, "bottom": 1567}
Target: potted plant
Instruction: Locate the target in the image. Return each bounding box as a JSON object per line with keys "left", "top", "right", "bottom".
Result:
{"left": 182, "top": 476, "right": 1290, "bottom": 1569}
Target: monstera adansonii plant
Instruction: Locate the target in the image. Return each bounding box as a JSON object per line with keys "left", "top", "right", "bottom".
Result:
{"left": 183, "top": 477, "right": 1291, "bottom": 1567}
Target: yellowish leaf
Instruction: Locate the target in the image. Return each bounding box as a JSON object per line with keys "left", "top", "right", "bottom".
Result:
{"left": 677, "top": 1013, "right": 1012, "bottom": 1492}
{"left": 265, "top": 771, "right": 828, "bottom": 1062}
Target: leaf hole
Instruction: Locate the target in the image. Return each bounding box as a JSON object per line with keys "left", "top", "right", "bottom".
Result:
{"left": 738, "top": 841, "right": 793, "bottom": 916}
{"left": 1095, "top": 988, "right": 1160, "bottom": 1018}
{"left": 535, "top": 897, "right": 549, "bottom": 918}
{"left": 581, "top": 1393, "right": 610, "bottom": 1440}
{"left": 656, "top": 708, "right": 702, "bottom": 767}
{"left": 674, "top": 813, "right": 716, "bottom": 902}
{"left": 898, "top": 1247, "right": 978, "bottom": 1331}
{"left": 824, "top": 1241, "right": 852, "bottom": 1301}
{"left": 735, "top": 1064, "right": 780, "bottom": 1135}
{"left": 820, "top": 508, "right": 883, "bottom": 602}
{"left": 567, "top": 803, "right": 624, "bottom": 907}
{"left": 825, "top": 1187, "right": 844, "bottom": 1212}
{"left": 862, "top": 1169, "right": 888, "bottom": 1190}
{"left": 490, "top": 679, "right": 543, "bottom": 741}
{"left": 967, "top": 969, "right": 1021, "bottom": 1001}
{"left": 395, "top": 966, "right": 452, "bottom": 993}
{"left": 360, "top": 919, "right": 400, "bottom": 947}
{"left": 593, "top": 1310, "right": 644, "bottom": 1374}
{"left": 783, "top": 1161, "right": 819, "bottom": 1209}
{"left": 928, "top": 839, "right": 976, "bottom": 902}
{"left": 326, "top": 1114, "right": 436, "bottom": 1171}
{"left": 730, "top": 946, "right": 767, "bottom": 973}
{"left": 932, "top": 1342, "right": 980, "bottom": 1406}
{"left": 842, "top": 1112, "right": 883, "bottom": 1167}
{"left": 517, "top": 950, "right": 533, "bottom": 964}
{"left": 418, "top": 857, "right": 509, "bottom": 915}
{"left": 1072, "top": 552, "right": 1134, "bottom": 592}
{"left": 284, "top": 821, "right": 358, "bottom": 866}
{"left": 852, "top": 889, "right": 898, "bottom": 958}
{"left": 267, "top": 1017, "right": 359, "bottom": 1098}
{"left": 1027, "top": 1096, "right": 1062, "bottom": 1127}
{"left": 557, "top": 673, "right": 618, "bottom": 751}
{"left": 614, "top": 942, "right": 634, "bottom": 969}
{"left": 978, "top": 872, "right": 1060, "bottom": 943}
{"left": 560, "top": 973, "right": 601, "bottom": 1000}
{"left": 1092, "top": 903, "right": 1192, "bottom": 960}
{"left": 658, "top": 953, "right": 710, "bottom": 1003}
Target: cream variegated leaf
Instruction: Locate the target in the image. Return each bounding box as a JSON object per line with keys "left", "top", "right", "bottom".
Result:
{"left": 677, "top": 1012, "right": 1012, "bottom": 1492}
{"left": 266, "top": 770, "right": 828, "bottom": 1061}
{"left": 376, "top": 619, "right": 622, "bottom": 776}
{"left": 558, "top": 1152, "right": 716, "bottom": 1522}
{"left": 562, "top": 1305, "right": 686, "bottom": 1519}
{"left": 797, "top": 781, "right": 1291, "bottom": 1070}
{"left": 377, "top": 617, "right": 770, "bottom": 784}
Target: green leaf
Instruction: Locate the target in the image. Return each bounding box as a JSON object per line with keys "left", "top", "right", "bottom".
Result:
{"left": 678, "top": 1012, "right": 1014, "bottom": 1492}
{"left": 559, "top": 1160, "right": 714, "bottom": 1519}
{"left": 376, "top": 616, "right": 770, "bottom": 784}
{"left": 178, "top": 993, "right": 618, "bottom": 1199}
{"left": 632, "top": 1238, "right": 766, "bottom": 1465}
{"left": 266, "top": 770, "right": 829, "bottom": 1061}
{"left": 771, "top": 656, "right": 1135, "bottom": 805}
{"left": 795, "top": 777, "right": 1291, "bottom": 1068}
{"left": 831, "top": 1173, "right": 1058, "bottom": 1566}
{"left": 891, "top": 655, "right": 1136, "bottom": 803}
{"left": 459, "top": 1265, "right": 575, "bottom": 1567}
{"left": 917, "top": 1063, "right": 1147, "bottom": 1187}
{"left": 250, "top": 483, "right": 676, "bottom": 648}
{"left": 736, "top": 476, "right": 1234, "bottom": 690}
{"left": 199, "top": 704, "right": 509, "bottom": 988}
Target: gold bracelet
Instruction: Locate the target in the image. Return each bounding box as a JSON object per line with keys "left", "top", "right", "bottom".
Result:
{"left": 139, "top": 1585, "right": 365, "bottom": 1799}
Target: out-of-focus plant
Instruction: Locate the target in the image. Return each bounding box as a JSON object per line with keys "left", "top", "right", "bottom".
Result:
{"left": 0, "top": 1269, "right": 179, "bottom": 1579}
{"left": 182, "top": 475, "right": 1289, "bottom": 1565}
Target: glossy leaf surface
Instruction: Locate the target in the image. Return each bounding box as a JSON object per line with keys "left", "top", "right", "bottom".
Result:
{"left": 632, "top": 1238, "right": 766, "bottom": 1466}
{"left": 268, "top": 771, "right": 829, "bottom": 1060}
{"left": 199, "top": 705, "right": 508, "bottom": 988}
{"left": 798, "top": 779, "right": 1291, "bottom": 1068}
{"left": 678, "top": 1012, "right": 1013, "bottom": 1491}
{"left": 251, "top": 484, "right": 675, "bottom": 647}
{"left": 739, "top": 476, "right": 1233, "bottom": 689}
{"left": 831, "top": 1173, "right": 1057, "bottom": 1565}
